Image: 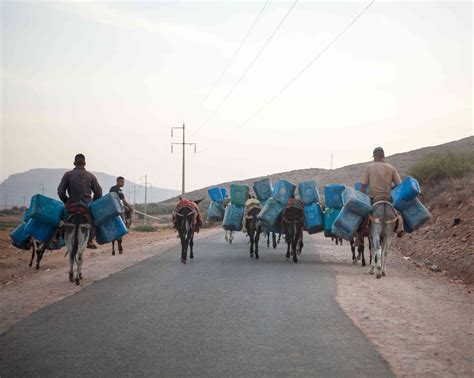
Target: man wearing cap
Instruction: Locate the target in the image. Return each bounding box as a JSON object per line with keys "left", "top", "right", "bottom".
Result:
{"left": 360, "top": 147, "right": 401, "bottom": 203}
{"left": 360, "top": 147, "right": 403, "bottom": 236}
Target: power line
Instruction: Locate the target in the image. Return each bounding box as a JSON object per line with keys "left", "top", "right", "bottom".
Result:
{"left": 195, "top": 0, "right": 376, "bottom": 155}
{"left": 201, "top": 0, "right": 269, "bottom": 104}
{"left": 191, "top": 0, "right": 299, "bottom": 140}
{"left": 226, "top": 0, "right": 376, "bottom": 134}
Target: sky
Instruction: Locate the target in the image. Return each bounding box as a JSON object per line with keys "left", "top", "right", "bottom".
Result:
{"left": 1, "top": 0, "right": 472, "bottom": 192}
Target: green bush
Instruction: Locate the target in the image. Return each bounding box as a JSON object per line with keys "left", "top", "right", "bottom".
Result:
{"left": 409, "top": 151, "right": 474, "bottom": 185}
{"left": 133, "top": 224, "right": 158, "bottom": 232}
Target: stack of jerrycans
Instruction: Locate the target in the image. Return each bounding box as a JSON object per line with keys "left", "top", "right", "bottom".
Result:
{"left": 24, "top": 195, "right": 64, "bottom": 243}
{"left": 207, "top": 187, "right": 226, "bottom": 222}
{"left": 391, "top": 176, "right": 431, "bottom": 232}
{"left": 298, "top": 181, "right": 323, "bottom": 234}
{"left": 223, "top": 184, "right": 249, "bottom": 231}
{"left": 89, "top": 192, "right": 128, "bottom": 244}
{"left": 258, "top": 180, "right": 296, "bottom": 234}
{"left": 323, "top": 184, "right": 345, "bottom": 237}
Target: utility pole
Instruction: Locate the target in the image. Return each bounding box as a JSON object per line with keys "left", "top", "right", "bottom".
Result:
{"left": 39, "top": 184, "right": 46, "bottom": 195}
{"left": 22, "top": 196, "right": 27, "bottom": 208}
{"left": 140, "top": 175, "right": 152, "bottom": 225}
{"left": 171, "top": 123, "right": 197, "bottom": 195}
{"left": 330, "top": 153, "right": 333, "bottom": 170}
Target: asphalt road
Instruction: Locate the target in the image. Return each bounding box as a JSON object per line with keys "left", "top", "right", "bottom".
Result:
{"left": 0, "top": 232, "right": 392, "bottom": 377}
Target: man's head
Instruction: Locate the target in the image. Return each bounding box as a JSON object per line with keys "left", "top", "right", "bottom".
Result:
{"left": 116, "top": 176, "right": 125, "bottom": 188}
{"left": 372, "top": 147, "right": 385, "bottom": 161}
{"left": 74, "top": 154, "right": 86, "bottom": 167}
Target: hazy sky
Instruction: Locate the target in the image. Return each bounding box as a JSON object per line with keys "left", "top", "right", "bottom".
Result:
{"left": 1, "top": 0, "right": 472, "bottom": 191}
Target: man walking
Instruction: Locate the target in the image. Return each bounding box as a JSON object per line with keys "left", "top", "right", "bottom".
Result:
{"left": 109, "top": 176, "right": 133, "bottom": 255}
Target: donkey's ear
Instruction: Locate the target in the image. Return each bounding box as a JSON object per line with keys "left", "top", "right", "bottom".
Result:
{"left": 194, "top": 198, "right": 204, "bottom": 205}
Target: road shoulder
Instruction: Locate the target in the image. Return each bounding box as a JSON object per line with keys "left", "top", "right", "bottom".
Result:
{"left": 312, "top": 234, "right": 474, "bottom": 377}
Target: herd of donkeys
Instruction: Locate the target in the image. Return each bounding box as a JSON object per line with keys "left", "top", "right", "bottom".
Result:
{"left": 206, "top": 176, "right": 431, "bottom": 242}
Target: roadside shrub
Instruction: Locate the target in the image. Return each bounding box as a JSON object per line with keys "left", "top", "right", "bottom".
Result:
{"left": 409, "top": 151, "right": 474, "bottom": 186}
{"left": 133, "top": 224, "right": 158, "bottom": 232}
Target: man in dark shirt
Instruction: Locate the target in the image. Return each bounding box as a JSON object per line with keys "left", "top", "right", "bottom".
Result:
{"left": 58, "top": 154, "right": 102, "bottom": 248}
{"left": 109, "top": 176, "right": 133, "bottom": 255}
{"left": 109, "top": 176, "right": 133, "bottom": 213}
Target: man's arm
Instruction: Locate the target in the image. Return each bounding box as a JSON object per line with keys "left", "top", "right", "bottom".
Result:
{"left": 360, "top": 166, "right": 370, "bottom": 193}
{"left": 57, "top": 173, "right": 70, "bottom": 204}
{"left": 91, "top": 174, "right": 103, "bottom": 200}
{"left": 392, "top": 168, "right": 402, "bottom": 187}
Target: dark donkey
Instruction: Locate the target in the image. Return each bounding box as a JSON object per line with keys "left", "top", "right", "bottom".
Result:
{"left": 245, "top": 206, "right": 262, "bottom": 259}
{"left": 282, "top": 200, "right": 305, "bottom": 263}
{"left": 112, "top": 210, "right": 132, "bottom": 255}
{"left": 173, "top": 199, "right": 203, "bottom": 264}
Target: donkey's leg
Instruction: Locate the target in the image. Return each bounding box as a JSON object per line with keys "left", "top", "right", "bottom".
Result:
{"left": 75, "top": 227, "right": 89, "bottom": 285}
{"left": 112, "top": 240, "right": 115, "bottom": 256}
{"left": 371, "top": 224, "right": 383, "bottom": 278}
{"left": 350, "top": 238, "right": 357, "bottom": 264}
{"left": 359, "top": 244, "right": 366, "bottom": 267}
{"left": 189, "top": 232, "right": 194, "bottom": 260}
{"left": 249, "top": 231, "right": 254, "bottom": 257}
{"left": 266, "top": 232, "right": 270, "bottom": 248}
{"left": 65, "top": 228, "right": 75, "bottom": 282}
{"left": 255, "top": 227, "right": 260, "bottom": 260}
{"left": 118, "top": 238, "right": 123, "bottom": 254}
{"left": 36, "top": 246, "right": 46, "bottom": 270}
{"left": 381, "top": 225, "right": 395, "bottom": 276}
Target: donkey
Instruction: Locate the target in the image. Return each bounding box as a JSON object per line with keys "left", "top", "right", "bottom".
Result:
{"left": 64, "top": 211, "right": 91, "bottom": 285}
{"left": 368, "top": 201, "right": 398, "bottom": 278}
{"left": 350, "top": 220, "right": 372, "bottom": 267}
{"left": 263, "top": 232, "right": 281, "bottom": 248}
{"left": 173, "top": 199, "right": 203, "bottom": 264}
{"left": 112, "top": 210, "right": 132, "bottom": 256}
{"left": 28, "top": 240, "right": 49, "bottom": 270}
{"left": 282, "top": 203, "right": 305, "bottom": 263}
{"left": 245, "top": 206, "right": 262, "bottom": 259}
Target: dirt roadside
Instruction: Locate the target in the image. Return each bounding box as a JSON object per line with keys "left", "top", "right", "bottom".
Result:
{"left": 312, "top": 234, "right": 473, "bottom": 377}
{"left": 0, "top": 227, "right": 220, "bottom": 335}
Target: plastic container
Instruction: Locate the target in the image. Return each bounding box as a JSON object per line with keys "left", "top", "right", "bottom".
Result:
{"left": 272, "top": 180, "right": 296, "bottom": 206}
{"left": 25, "top": 218, "right": 57, "bottom": 243}
{"left": 342, "top": 187, "right": 373, "bottom": 216}
{"left": 10, "top": 222, "right": 31, "bottom": 250}
{"left": 304, "top": 203, "right": 324, "bottom": 234}
{"left": 258, "top": 198, "right": 284, "bottom": 230}
{"left": 208, "top": 187, "right": 224, "bottom": 202}
{"left": 401, "top": 198, "right": 431, "bottom": 233}
{"left": 331, "top": 207, "right": 363, "bottom": 241}
{"left": 324, "top": 184, "right": 346, "bottom": 208}
{"left": 354, "top": 182, "right": 368, "bottom": 194}
{"left": 223, "top": 204, "right": 244, "bottom": 231}
{"left": 298, "top": 181, "right": 320, "bottom": 205}
{"left": 96, "top": 216, "right": 128, "bottom": 245}
{"left": 23, "top": 208, "right": 32, "bottom": 223}
{"left": 207, "top": 201, "right": 224, "bottom": 221}
{"left": 253, "top": 178, "right": 273, "bottom": 202}
{"left": 323, "top": 208, "right": 342, "bottom": 234}
{"left": 230, "top": 184, "right": 249, "bottom": 208}
{"left": 392, "top": 176, "right": 421, "bottom": 210}
{"left": 220, "top": 187, "right": 227, "bottom": 200}
{"left": 89, "top": 192, "right": 124, "bottom": 226}
{"left": 29, "top": 194, "right": 65, "bottom": 226}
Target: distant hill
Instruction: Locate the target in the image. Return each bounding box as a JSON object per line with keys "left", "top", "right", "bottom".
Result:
{"left": 0, "top": 169, "right": 179, "bottom": 208}
{"left": 164, "top": 136, "right": 474, "bottom": 203}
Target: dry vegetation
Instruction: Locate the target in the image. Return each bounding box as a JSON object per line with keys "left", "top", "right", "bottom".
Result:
{"left": 392, "top": 152, "right": 474, "bottom": 285}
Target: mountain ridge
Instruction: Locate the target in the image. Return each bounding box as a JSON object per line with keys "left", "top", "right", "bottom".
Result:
{"left": 0, "top": 168, "right": 179, "bottom": 207}
{"left": 167, "top": 136, "right": 474, "bottom": 202}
